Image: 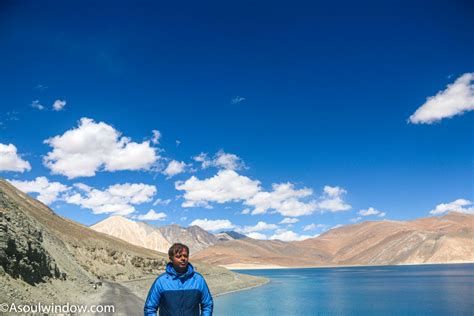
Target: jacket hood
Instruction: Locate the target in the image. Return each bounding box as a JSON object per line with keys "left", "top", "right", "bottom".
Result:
{"left": 166, "top": 262, "right": 195, "bottom": 279}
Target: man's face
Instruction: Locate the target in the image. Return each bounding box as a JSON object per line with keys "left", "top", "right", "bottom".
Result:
{"left": 170, "top": 249, "right": 189, "bottom": 272}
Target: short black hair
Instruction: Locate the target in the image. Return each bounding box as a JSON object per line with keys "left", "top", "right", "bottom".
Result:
{"left": 168, "top": 243, "right": 189, "bottom": 258}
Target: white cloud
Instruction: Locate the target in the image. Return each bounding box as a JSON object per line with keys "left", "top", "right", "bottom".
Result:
{"left": 193, "top": 150, "right": 245, "bottom": 171}
{"left": 241, "top": 208, "right": 251, "bottom": 215}
{"left": 231, "top": 96, "right": 246, "bottom": 104}
{"left": 31, "top": 100, "right": 45, "bottom": 110}
{"left": 350, "top": 217, "right": 362, "bottom": 223}
{"left": 0, "top": 143, "right": 31, "bottom": 172}
{"left": 193, "top": 153, "right": 211, "bottom": 169}
{"left": 269, "top": 230, "right": 313, "bottom": 242}
{"left": 163, "top": 160, "right": 186, "bottom": 178}
{"left": 323, "top": 186, "right": 345, "bottom": 197}
{"left": 190, "top": 218, "right": 235, "bottom": 232}
{"left": 65, "top": 182, "right": 156, "bottom": 216}
{"left": 133, "top": 209, "right": 166, "bottom": 221}
{"left": 175, "top": 170, "right": 261, "bottom": 208}
{"left": 429, "top": 199, "right": 474, "bottom": 215}
{"left": 177, "top": 170, "right": 320, "bottom": 217}
{"left": 239, "top": 221, "right": 278, "bottom": 233}
{"left": 409, "top": 73, "right": 474, "bottom": 124}
{"left": 52, "top": 100, "right": 66, "bottom": 111}
{"left": 153, "top": 198, "right": 172, "bottom": 206}
{"left": 303, "top": 223, "right": 325, "bottom": 231}
{"left": 358, "top": 207, "right": 386, "bottom": 217}
{"left": 43, "top": 117, "right": 158, "bottom": 179}
{"left": 246, "top": 183, "right": 316, "bottom": 216}
{"left": 246, "top": 232, "right": 267, "bottom": 240}
{"left": 8, "top": 176, "right": 69, "bottom": 204}
{"left": 151, "top": 130, "right": 161, "bottom": 145}
{"left": 318, "top": 185, "right": 351, "bottom": 212}
{"left": 280, "top": 217, "right": 299, "bottom": 224}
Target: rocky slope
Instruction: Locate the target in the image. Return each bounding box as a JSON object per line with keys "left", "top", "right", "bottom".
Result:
{"left": 91, "top": 216, "right": 219, "bottom": 254}
{"left": 215, "top": 231, "right": 247, "bottom": 241}
{"left": 194, "top": 212, "right": 474, "bottom": 268}
{"left": 0, "top": 178, "right": 267, "bottom": 306}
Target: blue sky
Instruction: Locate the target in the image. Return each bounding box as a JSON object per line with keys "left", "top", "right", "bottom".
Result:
{"left": 1, "top": 1, "right": 473, "bottom": 241}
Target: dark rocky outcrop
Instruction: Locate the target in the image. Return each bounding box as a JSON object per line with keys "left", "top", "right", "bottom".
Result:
{"left": 0, "top": 192, "right": 63, "bottom": 285}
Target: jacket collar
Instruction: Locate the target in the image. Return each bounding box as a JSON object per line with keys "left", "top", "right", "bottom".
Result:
{"left": 166, "top": 262, "right": 194, "bottom": 279}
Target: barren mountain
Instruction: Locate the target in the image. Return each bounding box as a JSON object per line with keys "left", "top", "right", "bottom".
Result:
{"left": 194, "top": 213, "right": 474, "bottom": 268}
{"left": 90, "top": 216, "right": 171, "bottom": 253}
{"left": 91, "top": 217, "right": 219, "bottom": 254}
{"left": 215, "top": 231, "right": 247, "bottom": 241}
{"left": 157, "top": 224, "right": 219, "bottom": 253}
{"left": 0, "top": 179, "right": 267, "bottom": 307}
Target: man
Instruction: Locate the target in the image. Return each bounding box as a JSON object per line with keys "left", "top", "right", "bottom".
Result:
{"left": 144, "top": 243, "right": 213, "bottom": 316}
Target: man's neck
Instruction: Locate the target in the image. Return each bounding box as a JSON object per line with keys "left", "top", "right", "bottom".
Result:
{"left": 173, "top": 265, "right": 187, "bottom": 274}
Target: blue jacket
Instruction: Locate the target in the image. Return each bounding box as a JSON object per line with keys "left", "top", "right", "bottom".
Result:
{"left": 144, "top": 263, "right": 213, "bottom": 316}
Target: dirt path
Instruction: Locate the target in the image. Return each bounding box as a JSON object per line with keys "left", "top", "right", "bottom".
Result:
{"left": 96, "top": 281, "right": 144, "bottom": 315}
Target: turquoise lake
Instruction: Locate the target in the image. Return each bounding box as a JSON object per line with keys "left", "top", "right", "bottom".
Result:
{"left": 214, "top": 264, "right": 474, "bottom": 315}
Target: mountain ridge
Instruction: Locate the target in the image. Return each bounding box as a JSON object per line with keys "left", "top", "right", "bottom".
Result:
{"left": 193, "top": 212, "right": 474, "bottom": 268}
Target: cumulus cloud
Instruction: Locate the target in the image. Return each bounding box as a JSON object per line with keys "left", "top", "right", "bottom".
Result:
{"left": 280, "top": 217, "right": 299, "bottom": 224}
{"left": 8, "top": 176, "right": 69, "bottom": 204}
{"left": 163, "top": 160, "right": 186, "bottom": 178}
{"left": 193, "top": 150, "right": 245, "bottom": 171}
{"left": 246, "top": 183, "right": 316, "bottom": 216}
{"left": 318, "top": 185, "right": 351, "bottom": 212}
{"left": 133, "top": 209, "right": 167, "bottom": 221}
{"left": 153, "top": 198, "right": 172, "bottom": 206}
{"left": 358, "top": 207, "right": 386, "bottom": 217}
{"left": 65, "top": 182, "right": 156, "bottom": 216}
{"left": 43, "top": 118, "right": 158, "bottom": 179}
{"left": 241, "top": 208, "right": 251, "bottom": 215}
{"left": 238, "top": 221, "right": 278, "bottom": 234}
{"left": 429, "top": 199, "right": 474, "bottom": 215}
{"left": 31, "top": 100, "right": 45, "bottom": 110}
{"left": 303, "top": 223, "right": 325, "bottom": 231}
{"left": 231, "top": 96, "right": 246, "bottom": 104}
{"left": 175, "top": 170, "right": 261, "bottom": 208}
{"left": 409, "top": 73, "right": 474, "bottom": 124}
{"left": 190, "top": 218, "right": 235, "bottom": 231}
{"left": 176, "top": 170, "right": 340, "bottom": 217}
{"left": 246, "top": 232, "right": 267, "bottom": 240}
{"left": 151, "top": 130, "right": 161, "bottom": 145}
{"left": 52, "top": 100, "right": 66, "bottom": 111}
{"left": 0, "top": 143, "right": 31, "bottom": 172}
{"left": 269, "top": 229, "right": 313, "bottom": 242}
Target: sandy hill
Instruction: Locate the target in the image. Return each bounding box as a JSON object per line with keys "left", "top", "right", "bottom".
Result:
{"left": 0, "top": 178, "right": 266, "bottom": 305}
{"left": 91, "top": 217, "right": 219, "bottom": 254}
{"left": 194, "top": 213, "right": 474, "bottom": 268}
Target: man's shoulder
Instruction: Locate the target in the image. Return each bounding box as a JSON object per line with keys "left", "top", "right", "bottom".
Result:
{"left": 154, "top": 272, "right": 169, "bottom": 283}
{"left": 193, "top": 271, "right": 205, "bottom": 279}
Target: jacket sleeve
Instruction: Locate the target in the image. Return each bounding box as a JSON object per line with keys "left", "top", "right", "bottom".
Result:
{"left": 199, "top": 276, "right": 213, "bottom": 316}
{"left": 144, "top": 278, "right": 161, "bottom": 316}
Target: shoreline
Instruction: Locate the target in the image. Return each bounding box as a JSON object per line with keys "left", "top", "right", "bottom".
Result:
{"left": 222, "top": 261, "right": 474, "bottom": 271}
{"left": 213, "top": 278, "right": 270, "bottom": 298}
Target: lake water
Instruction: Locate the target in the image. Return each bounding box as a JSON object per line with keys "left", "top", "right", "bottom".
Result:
{"left": 214, "top": 264, "right": 474, "bottom": 315}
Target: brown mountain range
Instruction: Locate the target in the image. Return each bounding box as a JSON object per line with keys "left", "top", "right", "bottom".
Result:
{"left": 193, "top": 212, "right": 474, "bottom": 268}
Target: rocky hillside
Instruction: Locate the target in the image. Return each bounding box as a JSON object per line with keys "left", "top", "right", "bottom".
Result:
{"left": 0, "top": 179, "right": 267, "bottom": 305}
{"left": 297, "top": 212, "right": 474, "bottom": 265}
{"left": 194, "top": 212, "right": 474, "bottom": 268}
{"left": 91, "top": 216, "right": 219, "bottom": 254}
{"left": 215, "top": 231, "right": 247, "bottom": 241}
